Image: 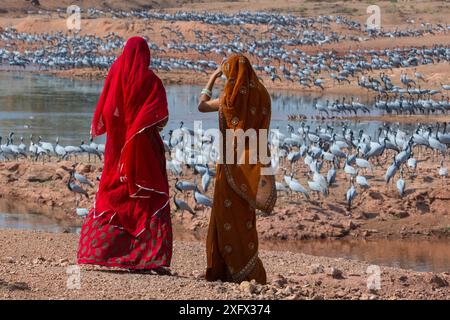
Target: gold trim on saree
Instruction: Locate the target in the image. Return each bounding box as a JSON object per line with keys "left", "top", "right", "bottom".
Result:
{"left": 229, "top": 252, "right": 259, "bottom": 283}
{"left": 218, "top": 109, "right": 277, "bottom": 213}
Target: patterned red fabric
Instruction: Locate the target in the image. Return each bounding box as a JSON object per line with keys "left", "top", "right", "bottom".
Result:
{"left": 77, "top": 202, "right": 172, "bottom": 270}
{"left": 77, "top": 37, "right": 172, "bottom": 269}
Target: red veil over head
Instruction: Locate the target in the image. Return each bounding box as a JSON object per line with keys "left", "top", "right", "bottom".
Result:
{"left": 91, "top": 36, "right": 170, "bottom": 237}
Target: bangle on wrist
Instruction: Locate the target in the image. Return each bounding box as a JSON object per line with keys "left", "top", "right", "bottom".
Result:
{"left": 201, "top": 88, "right": 212, "bottom": 98}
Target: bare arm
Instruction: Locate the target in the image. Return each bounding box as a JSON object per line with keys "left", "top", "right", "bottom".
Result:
{"left": 198, "top": 65, "right": 222, "bottom": 113}
{"left": 198, "top": 98, "right": 220, "bottom": 112}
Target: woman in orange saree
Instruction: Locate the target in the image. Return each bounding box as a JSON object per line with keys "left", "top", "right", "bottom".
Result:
{"left": 198, "top": 54, "right": 277, "bottom": 284}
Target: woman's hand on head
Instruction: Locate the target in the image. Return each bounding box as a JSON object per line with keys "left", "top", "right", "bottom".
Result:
{"left": 212, "top": 65, "right": 223, "bottom": 79}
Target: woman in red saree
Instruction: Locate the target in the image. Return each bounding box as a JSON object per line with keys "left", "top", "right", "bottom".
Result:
{"left": 77, "top": 37, "right": 172, "bottom": 271}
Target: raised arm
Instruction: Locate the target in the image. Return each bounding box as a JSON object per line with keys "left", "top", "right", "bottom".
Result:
{"left": 198, "top": 65, "right": 222, "bottom": 113}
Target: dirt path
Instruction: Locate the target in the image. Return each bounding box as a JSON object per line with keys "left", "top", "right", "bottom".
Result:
{"left": 0, "top": 229, "right": 448, "bottom": 300}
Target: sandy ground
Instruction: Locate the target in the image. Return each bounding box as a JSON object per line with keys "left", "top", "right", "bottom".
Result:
{"left": 0, "top": 229, "right": 448, "bottom": 300}
{"left": 0, "top": 152, "right": 449, "bottom": 242}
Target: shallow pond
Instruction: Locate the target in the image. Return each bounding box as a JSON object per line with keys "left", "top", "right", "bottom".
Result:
{"left": 0, "top": 199, "right": 79, "bottom": 233}
{"left": 260, "top": 239, "right": 450, "bottom": 273}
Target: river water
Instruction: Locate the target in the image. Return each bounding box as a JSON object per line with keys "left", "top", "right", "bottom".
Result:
{"left": 0, "top": 71, "right": 418, "bottom": 146}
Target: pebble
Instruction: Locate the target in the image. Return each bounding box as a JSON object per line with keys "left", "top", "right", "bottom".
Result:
{"left": 346, "top": 221, "right": 358, "bottom": 230}
{"left": 6, "top": 163, "right": 20, "bottom": 172}
{"left": 285, "top": 293, "right": 300, "bottom": 300}
{"left": 191, "top": 270, "right": 202, "bottom": 279}
{"left": 239, "top": 281, "right": 256, "bottom": 294}
{"left": 58, "top": 258, "right": 69, "bottom": 267}
{"left": 1, "top": 256, "right": 15, "bottom": 263}
{"left": 272, "top": 274, "right": 288, "bottom": 288}
{"left": 8, "top": 282, "right": 30, "bottom": 291}
{"left": 399, "top": 275, "right": 408, "bottom": 282}
{"left": 310, "top": 263, "right": 325, "bottom": 274}
{"left": 327, "top": 267, "right": 344, "bottom": 279}
{"left": 283, "top": 286, "right": 293, "bottom": 295}
{"left": 32, "top": 257, "right": 46, "bottom": 265}
{"left": 429, "top": 274, "right": 449, "bottom": 288}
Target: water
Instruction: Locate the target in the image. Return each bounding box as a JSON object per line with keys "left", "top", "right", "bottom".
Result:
{"left": 0, "top": 212, "right": 79, "bottom": 233}
{"left": 0, "top": 71, "right": 399, "bottom": 146}
{"left": 261, "top": 239, "right": 450, "bottom": 273}
{"left": 0, "top": 199, "right": 79, "bottom": 233}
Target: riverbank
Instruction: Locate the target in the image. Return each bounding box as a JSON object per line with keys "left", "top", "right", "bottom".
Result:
{"left": 0, "top": 229, "right": 448, "bottom": 300}
{"left": 0, "top": 157, "right": 449, "bottom": 242}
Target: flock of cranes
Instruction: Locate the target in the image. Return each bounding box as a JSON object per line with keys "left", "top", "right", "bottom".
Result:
{"left": 0, "top": 132, "right": 103, "bottom": 162}
{"left": 309, "top": 94, "right": 450, "bottom": 118}
{"left": 1, "top": 117, "right": 449, "bottom": 216}
{"left": 277, "top": 122, "right": 449, "bottom": 209}
{"left": 287, "top": 70, "right": 450, "bottom": 119}
{"left": 33, "top": 8, "right": 450, "bottom": 37}
{"left": 164, "top": 121, "right": 449, "bottom": 214}
{"left": 1, "top": 10, "right": 449, "bottom": 92}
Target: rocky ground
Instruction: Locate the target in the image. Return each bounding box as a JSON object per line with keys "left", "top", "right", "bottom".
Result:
{"left": 0, "top": 229, "right": 448, "bottom": 300}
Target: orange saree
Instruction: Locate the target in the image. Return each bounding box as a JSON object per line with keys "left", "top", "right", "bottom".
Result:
{"left": 206, "top": 54, "right": 277, "bottom": 284}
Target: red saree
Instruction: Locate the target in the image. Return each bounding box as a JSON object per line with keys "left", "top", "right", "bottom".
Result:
{"left": 77, "top": 37, "right": 172, "bottom": 270}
